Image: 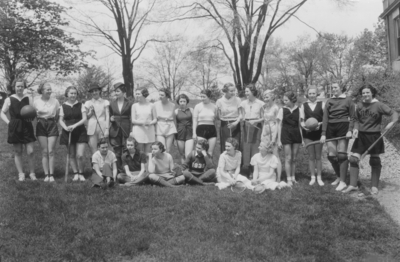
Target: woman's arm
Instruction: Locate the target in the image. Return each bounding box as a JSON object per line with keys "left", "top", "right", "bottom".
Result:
{"left": 320, "top": 101, "right": 329, "bottom": 142}
{"left": 124, "top": 165, "right": 132, "bottom": 177}
{"left": 192, "top": 105, "right": 198, "bottom": 139}
{"left": 149, "top": 104, "right": 157, "bottom": 125}
{"left": 130, "top": 104, "right": 143, "bottom": 125}
{"left": 93, "top": 163, "right": 103, "bottom": 177}
{"left": 252, "top": 164, "right": 259, "bottom": 183}
{"left": 112, "top": 162, "right": 118, "bottom": 181}
{"left": 1, "top": 98, "right": 10, "bottom": 124}
{"left": 58, "top": 114, "right": 69, "bottom": 131}
{"left": 73, "top": 111, "right": 87, "bottom": 128}
{"left": 105, "top": 103, "right": 110, "bottom": 136}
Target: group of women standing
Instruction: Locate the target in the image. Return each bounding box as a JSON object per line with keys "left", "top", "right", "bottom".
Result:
{"left": 1, "top": 78, "right": 397, "bottom": 194}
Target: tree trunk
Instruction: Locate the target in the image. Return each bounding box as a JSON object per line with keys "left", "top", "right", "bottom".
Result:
{"left": 121, "top": 55, "right": 134, "bottom": 98}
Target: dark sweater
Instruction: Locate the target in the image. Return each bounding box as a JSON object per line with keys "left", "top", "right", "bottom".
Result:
{"left": 354, "top": 100, "right": 398, "bottom": 132}
{"left": 182, "top": 151, "right": 214, "bottom": 175}
{"left": 322, "top": 96, "right": 355, "bottom": 136}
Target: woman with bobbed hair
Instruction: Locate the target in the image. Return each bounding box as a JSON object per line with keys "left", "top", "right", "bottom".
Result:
{"left": 154, "top": 88, "right": 177, "bottom": 153}
{"left": 344, "top": 84, "right": 398, "bottom": 194}
{"left": 1, "top": 78, "right": 37, "bottom": 181}
{"left": 216, "top": 82, "right": 242, "bottom": 153}
{"left": 130, "top": 87, "right": 157, "bottom": 153}
{"left": 193, "top": 89, "right": 218, "bottom": 157}
{"left": 175, "top": 93, "right": 194, "bottom": 163}
{"left": 277, "top": 91, "right": 303, "bottom": 186}
{"left": 240, "top": 84, "right": 265, "bottom": 175}
{"left": 33, "top": 82, "right": 60, "bottom": 181}
{"left": 320, "top": 82, "right": 355, "bottom": 192}
{"left": 109, "top": 82, "right": 132, "bottom": 171}
{"left": 59, "top": 86, "right": 88, "bottom": 182}
{"left": 300, "top": 86, "right": 325, "bottom": 186}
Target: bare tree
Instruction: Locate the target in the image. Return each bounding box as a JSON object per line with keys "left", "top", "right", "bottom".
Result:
{"left": 73, "top": 0, "right": 161, "bottom": 97}
{"left": 177, "top": 0, "right": 349, "bottom": 91}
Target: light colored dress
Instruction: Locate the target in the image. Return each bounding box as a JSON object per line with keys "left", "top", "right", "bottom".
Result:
{"left": 215, "top": 151, "right": 253, "bottom": 190}
{"left": 261, "top": 103, "right": 279, "bottom": 144}
{"left": 131, "top": 103, "right": 156, "bottom": 143}
{"left": 250, "top": 153, "right": 288, "bottom": 190}
{"left": 154, "top": 101, "right": 177, "bottom": 137}
{"left": 33, "top": 97, "right": 60, "bottom": 119}
{"left": 84, "top": 98, "right": 109, "bottom": 136}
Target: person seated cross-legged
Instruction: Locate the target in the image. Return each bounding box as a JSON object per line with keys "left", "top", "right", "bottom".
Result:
{"left": 181, "top": 139, "right": 216, "bottom": 185}
{"left": 91, "top": 138, "right": 118, "bottom": 188}
{"left": 117, "top": 137, "right": 149, "bottom": 186}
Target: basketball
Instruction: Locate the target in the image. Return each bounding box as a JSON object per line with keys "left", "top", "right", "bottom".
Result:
{"left": 20, "top": 105, "right": 37, "bottom": 119}
{"left": 305, "top": 117, "right": 318, "bottom": 131}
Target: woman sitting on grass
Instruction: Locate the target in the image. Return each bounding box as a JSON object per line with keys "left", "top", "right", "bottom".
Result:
{"left": 117, "top": 137, "right": 148, "bottom": 186}
{"left": 215, "top": 138, "right": 254, "bottom": 190}
{"left": 91, "top": 138, "right": 118, "bottom": 188}
{"left": 148, "top": 141, "right": 203, "bottom": 187}
{"left": 250, "top": 141, "right": 289, "bottom": 193}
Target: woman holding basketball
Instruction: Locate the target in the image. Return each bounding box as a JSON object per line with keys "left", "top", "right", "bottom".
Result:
{"left": 300, "top": 86, "right": 325, "bottom": 186}
{"left": 33, "top": 82, "right": 60, "bottom": 182}
{"left": 320, "top": 82, "right": 354, "bottom": 191}
{"left": 240, "top": 84, "right": 264, "bottom": 175}
{"left": 261, "top": 89, "right": 282, "bottom": 180}
{"left": 216, "top": 83, "right": 242, "bottom": 153}
{"left": 344, "top": 84, "right": 398, "bottom": 194}
{"left": 277, "top": 91, "right": 303, "bottom": 186}
{"left": 193, "top": 89, "right": 218, "bottom": 157}
{"left": 154, "top": 88, "right": 177, "bottom": 153}
{"left": 59, "top": 86, "right": 88, "bottom": 182}
{"left": 1, "top": 78, "right": 36, "bottom": 181}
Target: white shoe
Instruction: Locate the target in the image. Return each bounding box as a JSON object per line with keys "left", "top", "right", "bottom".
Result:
{"left": 317, "top": 176, "right": 325, "bottom": 186}
{"left": 336, "top": 182, "right": 347, "bottom": 191}
{"left": 49, "top": 176, "right": 55, "bottom": 182}
{"left": 371, "top": 187, "right": 379, "bottom": 195}
{"left": 29, "top": 173, "right": 37, "bottom": 181}
{"left": 292, "top": 176, "right": 298, "bottom": 184}
{"left": 331, "top": 178, "right": 340, "bottom": 186}
{"left": 44, "top": 176, "right": 49, "bottom": 182}
{"left": 79, "top": 175, "right": 86, "bottom": 181}
{"left": 18, "top": 173, "right": 25, "bottom": 181}
{"left": 72, "top": 174, "right": 79, "bottom": 181}
{"left": 309, "top": 176, "right": 316, "bottom": 186}
{"left": 342, "top": 185, "right": 358, "bottom": 193}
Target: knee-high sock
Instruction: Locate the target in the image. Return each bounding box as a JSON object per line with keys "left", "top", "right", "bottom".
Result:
{"left": 337, "top": 152, "right": 348, "bottom": 182}
{"left": 349, "top": 156, "right": 359, "bottom": 187}
{"left": 327, "top": 155, "right": 340, "bottom": 177}
{"left": 370, "top": 156, "right": 382, "bottom": 188}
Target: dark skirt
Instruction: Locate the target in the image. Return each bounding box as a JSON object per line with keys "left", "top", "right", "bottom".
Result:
{"left": 281, "top": 126, "right": 302, "bottom": 145}
{"left": 7, "top": 119, "right": 36, "bottom": 144}
{"left": 351, "top": 132, "right": 384, "bottom": 155}
{"left": 60, "top": 125, "right": 88, "bottom": 145}
{"left": 36, "top": 118, "right": 59, "bottom": 137}
{"left": 302, "top": 129, "right": 322, "bottom": 141}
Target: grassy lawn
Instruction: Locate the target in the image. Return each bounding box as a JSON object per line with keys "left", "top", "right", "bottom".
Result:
{"left": 0, "top": 115, "right": 400, "bottom": 261}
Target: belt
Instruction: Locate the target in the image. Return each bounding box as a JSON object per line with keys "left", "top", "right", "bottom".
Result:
{"left": 221, "top": 119, "right": 237, "bottom": 122}
{"left": 38, "top": 117, "right": 55, "bottom": 121}
{"left": 113, "top": 116, "right": 129, "bottom": 119}
{"left": 158, "top": 118, "right": 173, "bottom": 122}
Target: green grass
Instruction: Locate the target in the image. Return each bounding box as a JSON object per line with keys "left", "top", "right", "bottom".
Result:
{"left": 0, "top": 113, "right": 400, "bottom": 261}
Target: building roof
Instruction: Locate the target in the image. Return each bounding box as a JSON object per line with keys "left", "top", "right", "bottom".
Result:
{"left": 380, "top": 0, "right": 400, "bottom": 19}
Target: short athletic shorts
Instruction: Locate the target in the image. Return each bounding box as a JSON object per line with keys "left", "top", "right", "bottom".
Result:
{"left": 196, "top": 125, "right": 217, "bottom": 140}
{"left": 351, "top": 132, "right": 384, "bottom": 155}
{"left": 326, "top": 122, "right": 349, "bottom": 139}
{"left": 36, "top": 118, "right": 59, "bottom": 137}
{"left": 302, "top": 129, "right": 322, "bottom": 141}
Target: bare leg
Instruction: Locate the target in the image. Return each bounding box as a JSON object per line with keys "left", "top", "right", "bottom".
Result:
{"left": 315, "top": 142, "right": 324, "bottom": 186}
{"left": 38, "top": 136, "right": 50, "bottom": 175}
{"left": 306, "top": 139, "right": 316, "bottom": 185}
{"left": 273, "top": 146, "right": 282, "bottom": 182}
{"left": 13, "top": 144, "right": 24, "bottom": 177}
{"left": 283, "top": 144, "right": 292, "bottom": 185}
{"left": 76, "top": 143, "right": 86, "bottom": 173}
{"left": 291, "top": 144, "right": 300, "bottom": 182}
{"left": 208, "top": 137, "right": 217, "bottom": 157}
{"left": 26, "top": 142, "right": 35, "bottom": 175}
{"left": 47, "top": 136, "right": 58, "bottom": 175}
{"left": 156, "top": 136, "right": 166, "bottom": 149}
{"left": 327, "top": 141, "right": 340, "bottom": 185}
{"left": 69, "top": 144, "right": 78, "bottom": 173}
{"left": 88, "top": 134, "right": 98, "bottom": 155}
{"left": 165, "top": 134, "right": 175, "bottom": 153}
{"left": 177, "top": 140, "right": 186, "bottom": 163}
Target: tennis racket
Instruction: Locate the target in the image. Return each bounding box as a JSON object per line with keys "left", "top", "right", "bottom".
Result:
{"left": 231, "top": 181, "right": 247, "bottom": 193}
{"left": 253, "top": 184, "right": 266, "bottom": 194}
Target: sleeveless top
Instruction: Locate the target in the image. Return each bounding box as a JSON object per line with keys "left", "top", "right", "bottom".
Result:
{"left": 154, "top": 101, "right": 175, "bottom": 121}
{"left": 62, "top": 102, "right": 84, "bottom": 125}
{"left": 176, "top": 108, "right": 192, "bottom": 127}
{"left": 303, "top": 101, "right": 323, "bottom": 122}
{"left": 9, "top": 96, "right": 30, "bottom": 120}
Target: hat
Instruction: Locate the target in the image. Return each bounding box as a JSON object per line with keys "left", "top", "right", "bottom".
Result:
{"left": 88, "top": 83, "right": 102, "bottom": 92}
{"left": 113, "top": 82, "right": 125, "bottom": 91}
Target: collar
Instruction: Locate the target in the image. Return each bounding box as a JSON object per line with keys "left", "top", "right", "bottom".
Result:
{"left": 283, "top": 105, "right": 298, "bottom": 112}
{"left": 179, "top": 107, "right": 190, "bottom": 112}
{"left": 11, "top": 94, "right": 29, "bottom": 101}
{"left": 91, "top": 98, "right": 103, "bottom": 103}
{"left": 363, "top": 98, "right": 379, "bottom": 103}
{"left": 306, "top": 99, "right": 318, "bottom": 104}
{"left": 333, "top": 94, "right": 347, "bottom": 98}
{"left": 64, "top": 100, "right": 79, "bottom": 107}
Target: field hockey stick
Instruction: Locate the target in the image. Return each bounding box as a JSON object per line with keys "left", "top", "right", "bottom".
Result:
{"left": 65, "top": 131, "right": 71, "bottom": 182}
{"left": 305, "top": 136, "right": 348, "bottom": 148}
{"left": 91, "top": 108, "right": 105, "bottom": 138}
